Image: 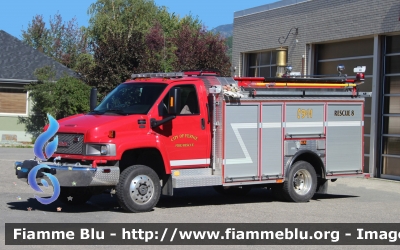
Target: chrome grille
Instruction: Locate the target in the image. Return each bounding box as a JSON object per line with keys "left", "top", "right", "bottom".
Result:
{"left": 55, "top": 133, "right": 84, "bottom": 155}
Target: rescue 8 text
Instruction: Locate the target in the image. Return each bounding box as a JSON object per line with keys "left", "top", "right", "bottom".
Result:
{"left": 334, "top": 110, "right": 355, "bottom": 116}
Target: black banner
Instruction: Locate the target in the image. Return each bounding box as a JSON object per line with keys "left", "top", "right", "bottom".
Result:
{"left": 5, "top": 223, "right": 400, "bottom": 245}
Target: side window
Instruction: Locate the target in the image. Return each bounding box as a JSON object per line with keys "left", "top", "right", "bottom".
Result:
{"left": 161, "top": 85, "right": 199, "bottom": 116}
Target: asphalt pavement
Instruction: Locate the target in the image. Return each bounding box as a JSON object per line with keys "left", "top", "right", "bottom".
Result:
{"left": 1, "top": 147, "right": 400, "bottom": 250}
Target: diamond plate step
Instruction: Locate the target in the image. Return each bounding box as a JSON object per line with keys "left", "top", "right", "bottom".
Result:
{"left": 171, "top": 168, "right": 222, "bottom": 188}
{"left": 171, "top": 168, "right": 212, "bottom": 176}
{"left": 172, "top": 175, "right": 222, "bottom": 188}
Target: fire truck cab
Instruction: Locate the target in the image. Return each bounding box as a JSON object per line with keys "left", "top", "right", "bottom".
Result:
{"left": 15, "top": 66, "right": 369, "bottom": 213}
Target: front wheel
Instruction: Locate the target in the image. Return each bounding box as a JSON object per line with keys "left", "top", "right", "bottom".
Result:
{"left": 282, "top": 161, "right": 317, "bottom": 202}
{"left": 116, "top": 165, "right": 161, "bottom": 213}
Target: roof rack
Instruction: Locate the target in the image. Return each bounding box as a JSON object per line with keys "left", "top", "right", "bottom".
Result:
{"left": 233, "top": 66, "right": 369, "bottom": 97}
{"left": 235, "top": 76, "right": 359, "bottom": 88}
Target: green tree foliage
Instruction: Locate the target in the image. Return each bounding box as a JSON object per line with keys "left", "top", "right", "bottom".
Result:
{"left": 22, "top": 13, "right": 89, "bottom": 70}
{"left": 85, "top": 29, "right": 146, "bottom": 95}
{"left": 22, "top": 0, "right": 231, "bottom": 97}
{"left": 18, "top": 66, "right": 91, "bottom": 138}
{"left": 88, "top": 0, "right": 162, "bottom": 38}
{"left": 172, "top": 24, "right": 230, "bottom": 75}
{"left": 84, "top": 0, "right": 230, "bottom": 95}
{"left": 21, "top": 15, "right": 50, "bottom": 54}
{"left": 87, "top": 0, "right": 199, "bottom": 40}
{"left": 83, "top": 0, "right": 178, "bottom": 95}
{"left": 137, "top": 21, "right": 166, "bottom": 73}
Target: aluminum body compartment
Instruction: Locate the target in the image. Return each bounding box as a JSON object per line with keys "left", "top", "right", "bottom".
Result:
{"left": 222, "top": 97, "right": 364, "bottom": 184}
{"left": 325, "top": 103, "right": 363, "bottom": 175}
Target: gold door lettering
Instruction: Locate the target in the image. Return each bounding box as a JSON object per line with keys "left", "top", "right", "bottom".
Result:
{"left": 297, "top": 108, "right": 313, "bottom": 119}
{"left": 170, "top": 134, "right": 198, "bottom": 147}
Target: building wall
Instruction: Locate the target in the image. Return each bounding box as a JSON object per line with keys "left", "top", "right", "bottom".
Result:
{"left": 233, "top": 0, "right": 400, "bottom": 179}
{"left": 380, "top": 36, "right": 400, "bottom": 179}
{"left": 0, "top": 84, "right": 32, "bottom": 143}
{"left": 0, "top": 116, "right": 31, "bottom": 142}
{"left": 233, "top": 0, "right": 400, "bottom": 76}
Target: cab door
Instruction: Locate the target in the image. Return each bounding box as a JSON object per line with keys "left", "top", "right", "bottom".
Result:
{"left": 155, "top": 84, "right": 210, "bottom": 169}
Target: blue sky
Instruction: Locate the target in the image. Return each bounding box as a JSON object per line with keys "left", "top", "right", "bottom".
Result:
{"left": 0, "top": 0, "right": 276, "bottom": 39}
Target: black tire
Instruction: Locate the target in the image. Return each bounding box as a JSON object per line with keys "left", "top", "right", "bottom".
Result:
{"left": 282, "top": 161, "right": 317, "bottom": 202}
{"left": 116, "top": 165, "right": 161, "bottom": 213}
{"left": 57, "top": 187, "right": 92, "bottom": 205}
{"left": 213, "top": 185, "right": 252, "bottom": 196}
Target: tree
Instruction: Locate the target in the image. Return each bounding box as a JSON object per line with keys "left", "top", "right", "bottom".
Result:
{"left": 87, "top": 0, "right": 188, "bottom": 41}
{"left": 172, "top": 24, "right": 231, "bottom": 76}
{"left": 87, "top": 0, "right": 185, "bottom": 74}
{"left": 22, "top": 13, "right": 89, "bottom": 70}
{"left": 21, "top": 15, "right": 50, "bottom": 54}
{"left": 78, "top": 0, "right": 230, "bottom": 95}
{"left": 18, "top": 67, "right": 91, "bottom": 138}
{"left": 135, "top": 21, "right": 174, "bottom": 73}
{"left": 86, "top": 29, "right": 146, "bottom": 96}
{"left": 140, "top": 22, "right": 165, "bottom": 72}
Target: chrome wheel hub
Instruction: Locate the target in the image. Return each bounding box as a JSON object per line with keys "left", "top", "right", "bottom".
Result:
{"left": 129, "top": 175, "right": 154, "bottom": 204}
{"left": 293, "top": 169, "right": 312, "bottom": 195}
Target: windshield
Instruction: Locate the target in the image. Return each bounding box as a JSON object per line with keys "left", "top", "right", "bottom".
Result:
{"left": 93, "top": 83, "right": 167, "bottom": 115}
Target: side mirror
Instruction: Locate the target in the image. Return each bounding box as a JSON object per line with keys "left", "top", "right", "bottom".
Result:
{"left": 168, "top": 87, "right": 181, "bottom": 115}
{"left": 90, "top": 87, "right": 97, "bottom": 111}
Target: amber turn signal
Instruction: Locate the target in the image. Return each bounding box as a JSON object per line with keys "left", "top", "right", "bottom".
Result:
{"left": 108, "top": 130, "right": 116, "bottom": 138}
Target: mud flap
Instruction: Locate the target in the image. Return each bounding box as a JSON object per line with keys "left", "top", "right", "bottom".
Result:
{"left": 315, "top": 178, "right": 328, "bottom": 194}
{"left": 162, "top": 175, "right": 173, "bottom": 196}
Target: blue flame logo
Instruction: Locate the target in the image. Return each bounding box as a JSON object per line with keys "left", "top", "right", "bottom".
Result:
{"left": 28, "top": 114, "right": 61, "bottom": 205}
{"left": 34, "top": 114, "right": 59, "bottom": 161}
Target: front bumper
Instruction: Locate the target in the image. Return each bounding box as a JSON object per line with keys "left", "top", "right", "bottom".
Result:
{"left": 15, "top": 160, "right": 119, "bottom": 187}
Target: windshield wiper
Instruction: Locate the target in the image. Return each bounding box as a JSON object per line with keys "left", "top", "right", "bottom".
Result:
{"left": 90, "top": 109, "right": 129, "bottom": 115}
{"left": 104, "top": 109, "right": 127, "bottom": 115}
{"left": 90, "top": 110, "right": 104, "bottom": 115}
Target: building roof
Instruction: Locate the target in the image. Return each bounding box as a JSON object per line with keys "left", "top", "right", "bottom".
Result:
{"left": 0, "top": 30, "right": 78, "bottom": 82}
{"left": 234, "top": 0, "right": 310, "bottom": 18}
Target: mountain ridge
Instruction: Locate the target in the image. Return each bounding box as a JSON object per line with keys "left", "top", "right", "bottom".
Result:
{"left": 211, "top": 24, "right": 233, "bottom": 38}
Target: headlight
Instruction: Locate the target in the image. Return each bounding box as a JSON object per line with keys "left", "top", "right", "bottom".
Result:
{"left": 100, "top": 145, "right": 108, "bottom": 155}
{"left": 85, "top": 144, "right": 116, "bottom": 156}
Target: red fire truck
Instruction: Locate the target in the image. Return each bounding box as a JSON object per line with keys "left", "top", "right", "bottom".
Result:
{"left": 15, "top": 66, "right": 369, "bottom": 213}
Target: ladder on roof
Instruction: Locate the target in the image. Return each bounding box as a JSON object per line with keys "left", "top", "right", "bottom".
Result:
{"left": 233, "top": 66, "right": 371, "bottom": 97}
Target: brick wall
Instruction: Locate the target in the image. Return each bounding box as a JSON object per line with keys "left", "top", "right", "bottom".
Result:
{"left": 233, "top": 0, "right": 400, "bottom": 76}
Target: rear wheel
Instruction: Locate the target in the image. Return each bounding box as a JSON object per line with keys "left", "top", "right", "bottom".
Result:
{"left": 116, "top": 165, "right": 161, "bottom": 213}
{"left": 282, "top": 161, "right": 317, "bottom": 202}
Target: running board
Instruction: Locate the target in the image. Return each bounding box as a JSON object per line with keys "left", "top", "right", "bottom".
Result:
{"left": 172, "top": 168, "right": 222, "bottom": 188}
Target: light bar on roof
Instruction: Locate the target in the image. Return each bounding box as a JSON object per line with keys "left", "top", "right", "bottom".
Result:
{"left": 133, "top": 73, "right": 150, "bottom": 78}
{"left": 164, "top": 72, "right": 184, "bottom": 77}
{"left": 131, "top": 72, "right": 184, "bottom": 79}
